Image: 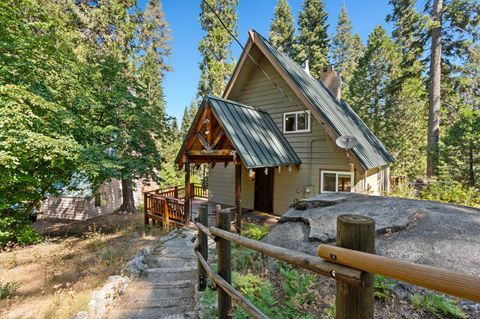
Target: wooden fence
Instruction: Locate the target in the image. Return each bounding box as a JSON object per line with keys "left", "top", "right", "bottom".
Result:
{"left": 194, "top": 205, "right": 480, "bottom": 319}
{"left": 144, "top": 183, "right": 208, "bottom": 226}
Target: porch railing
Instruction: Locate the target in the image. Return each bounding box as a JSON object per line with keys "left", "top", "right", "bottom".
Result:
{"left": 143, "top": 183, "right": 208, "bottom": 226}
{"left": 195, "top": 206, "right": 480, "bottom": 318}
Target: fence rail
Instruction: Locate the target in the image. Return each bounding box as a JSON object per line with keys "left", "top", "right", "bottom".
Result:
{"left": 195, "top": 207, "right": 480, "bottom": 319}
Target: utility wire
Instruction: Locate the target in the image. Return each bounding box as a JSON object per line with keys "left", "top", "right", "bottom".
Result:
{"left": 201, "top": 0, "right": 307, "bottom": 112}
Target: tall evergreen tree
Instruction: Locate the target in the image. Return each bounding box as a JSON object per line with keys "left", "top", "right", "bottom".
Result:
{"left": 269, "top": 0, "right": 296, "bottom": 58}
{"left": 350, "top": 26, "right": 426, "bottom": 177}
{"left": 197, "top": 0, "right": 238, "bottom": 98}
{"left": 296, "top": 0, "right": 329, "bottom": 78}
{"left": 137, "top": 0, "right": 172, "bottom": 139}
{"left": 180, "top": 102, "right": 198, "bottom": 137}
{"left": 330, "top": 3, "right": 363, "bottom": 102}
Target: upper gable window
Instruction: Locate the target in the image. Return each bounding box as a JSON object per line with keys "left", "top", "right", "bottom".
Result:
{"left": 283, "top": 111, "right": 311, "bottom": 133}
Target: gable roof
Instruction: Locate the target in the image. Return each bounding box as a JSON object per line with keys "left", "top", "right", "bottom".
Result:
{"left": 175, "top": 95, "right": 301, "bottom": 169}
{"left": 224, "top": 30, "right": 394, "bottom": 171}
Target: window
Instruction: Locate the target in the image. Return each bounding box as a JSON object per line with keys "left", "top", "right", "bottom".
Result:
{"left": 320, "top": 171, "right": 354, "bottom": 193}
{"left": 283, "top": 111, "right": 310, "bottom": 133}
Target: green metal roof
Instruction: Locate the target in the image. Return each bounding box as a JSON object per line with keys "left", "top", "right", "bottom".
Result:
{"left": 253, "top": 31, "right": 394, "bottom": 170}
{"left": 203, "top": 95, "right": 301, "bottom": 169}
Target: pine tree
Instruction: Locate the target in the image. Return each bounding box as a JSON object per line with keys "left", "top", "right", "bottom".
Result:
{"left": 197, "top": 0, "right": 238, "bottom": 98}
{"left": 180, "top": 102, "right": 199, "bottom": 137}
{"left": 269, "top": 0, "right": 296, "bottom": 58}
{"left": 350, "top": 26, "right": 427, "bottom": 177}
{"left": 137, "top": 0, "right": 172, "bottom": 140}
{"left": 296, "top": 0, "right": 329, "bottom": 78}
{"left": 330, "top": 4, "right": 363, "bottom": 102}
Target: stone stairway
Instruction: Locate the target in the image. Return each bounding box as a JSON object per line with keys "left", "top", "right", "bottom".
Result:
{"left": 108, "top": 228, "right": 199, "bottom": 319}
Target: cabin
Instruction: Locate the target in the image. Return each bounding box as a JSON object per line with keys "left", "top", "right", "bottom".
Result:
{"left": 176, "top": 30, "right": 393, "bottom": 216}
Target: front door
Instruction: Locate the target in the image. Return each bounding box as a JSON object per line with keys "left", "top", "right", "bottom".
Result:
{"left": 254, "top": 168, "right": 274, "bottom": 213}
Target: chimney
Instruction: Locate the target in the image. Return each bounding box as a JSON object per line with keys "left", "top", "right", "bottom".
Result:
{"left": 304, "top": 60, "right": 310, "bottom": 76}
{"left": 319, "top": 65, "right": 342, "bottom": 100}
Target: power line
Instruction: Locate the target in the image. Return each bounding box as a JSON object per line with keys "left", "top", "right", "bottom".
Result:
{"left": 201, "top": 0, "right": 307, "bottom": 112}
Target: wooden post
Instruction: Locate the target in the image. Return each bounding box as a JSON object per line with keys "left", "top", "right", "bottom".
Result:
{"left": 235, "top": 163, "right": 242, "bottom": 233}
{"left": 335, "top": 214, "right": 375, "bottom": 319}
{"left": 198, "top": 205, "right": 208, "bottom": 291}
{"left": 164, "top": 199, "right": 169, "bottom": 226}
{"left": 185, "top": 160, "right": 191, "bottom": 226}
{"left": 174, "top": 186, "right": 178, "bottom": 199}
{"left": 217, "top": 209, "right": 232, "bottom": 319}
{"left": 144, "top": 193, "right": 149, "bottom": 225}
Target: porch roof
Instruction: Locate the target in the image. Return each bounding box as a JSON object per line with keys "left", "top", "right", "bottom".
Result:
{"left": 175, "top": 95, "right": 301, "bottom": 169}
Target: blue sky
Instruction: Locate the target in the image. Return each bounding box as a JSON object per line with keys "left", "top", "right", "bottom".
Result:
{"left": 139, "top": 0, "right": 394, "bottom": 122}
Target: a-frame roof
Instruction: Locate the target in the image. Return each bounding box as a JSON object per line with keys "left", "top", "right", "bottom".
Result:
{"left": 224, "top": 30, "right": 394, "bottom": 171}
{"left": 175, "top": 95, "right": 301, "bottom": 169}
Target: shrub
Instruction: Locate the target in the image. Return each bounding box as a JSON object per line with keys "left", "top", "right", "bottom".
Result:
{"left": 0, "top": 209, "right": 41, "bottom": 247}
{"left": 374, "top": 275, "right": 395, "bottom": 300}
{"left": 390, "top": 180, "right": 416, "bottom": 199}
{"left": 420, "top": 179, "right": 479, "bottom": 207}
{"left": 231, "top": 244, "right": 264, "bottom": 273}
{"left": 410, "top": 293, "right": 466, "bottom": 319}
{"left": 233, "top": 273, "right": 278, "bottom": 319}
{"left": 0, "top": 281, "right": 18, "bottom": 299}
{"left": 241, "top": 223, "right": 270, "bottom": 240}
{"left": 278, "top": 262, "right": 317, "bottom": 317}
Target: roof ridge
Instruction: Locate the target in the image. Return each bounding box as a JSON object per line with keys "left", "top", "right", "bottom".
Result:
{"left": 206, "top": 95, "right": 269, "bottom": 115}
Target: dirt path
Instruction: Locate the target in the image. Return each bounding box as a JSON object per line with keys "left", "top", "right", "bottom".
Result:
{"left": 107, "top": 228, "right": 198, "bottom": 319}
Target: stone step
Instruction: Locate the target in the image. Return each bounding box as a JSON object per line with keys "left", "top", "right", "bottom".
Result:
{"left": 139, "top": 279, "right": 196, "bottom": 289}
{"left": 108, "top": 304, "right": 197, "bottom": 319}
{"left": 144, "top": 256, "right": 196, "bottom": 269}
{"left": 125, "top": 286, "right": 195, "bottom": 300}
{"left": 144, "top": 267, "right": 197, "bottom": 282}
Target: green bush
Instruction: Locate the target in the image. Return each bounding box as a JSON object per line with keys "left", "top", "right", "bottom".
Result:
{"left": 0, "top": 281, "right": 18, "bottom": 299}
{"left": 242, "top": 223, "right": 270, "bottom": 240}
{"left": 0, "top": 210, "right": 41, "bottom": 247}
{"left": 233, "top": 273, "right": 278, "bottom": 319}
{"left": 374, "top": 275, "right": 395, "bottom": 300}
{"left": 410, "top": 293, "right": 466, "bottom": 319}
{"left": 420, "top": 179, "right": 479, "bottom": 207}
{"left": 278, "top": 262, "right": 317, "bottom": 317}
{"left": 231, "top": 244, "right": 264, "bottom": 273}
{"left": 390, "top": 180, "right": 416, "bottom": 199}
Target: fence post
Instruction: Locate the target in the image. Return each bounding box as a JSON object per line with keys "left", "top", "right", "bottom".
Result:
{"left": 197, "top": 204, "right": 208, "bottom": 291}
{"left": 335, "top": 214, "right": 375, "bottom": 319}
{"left": 174, "top": 186, "right": 178, "bottom": 199}
{"left": 217, "top": 209, "right": 232, "bottom": 319}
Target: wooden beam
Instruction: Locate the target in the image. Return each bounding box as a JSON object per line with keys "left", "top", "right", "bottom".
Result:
{"left": 235, "top": 163, "right": 242, "bottom": 233}
{"left": 188, "top": 149, "right": 232, "bottom": 156}
{"left": 184, "top": 161, "right": 191, "bottom": 227}
{"left": 207, "top": 107, "right": 212, "bottom": 144}
{"left": 196, "top": 132, "right": 211, "bottom": 151}
{"left": 212, "top": 131, "right": 225, "bottom": 149}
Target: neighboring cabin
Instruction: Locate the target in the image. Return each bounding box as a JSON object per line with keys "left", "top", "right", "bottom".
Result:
{"left": 176, "top": 30, "right": 393, "bottom": 215}
{"left": 40, "top": 179, "right": 144, "bottom": 220}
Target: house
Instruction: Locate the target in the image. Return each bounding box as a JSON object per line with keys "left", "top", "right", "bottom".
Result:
{"left": 40, "top": 179, "right": 144, "bottom": 220}
{"left": 176, "top": 30, "right": 393, "bottom": 216}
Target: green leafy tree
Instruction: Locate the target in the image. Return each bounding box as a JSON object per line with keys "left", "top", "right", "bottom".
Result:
{"left": 0, "top": 0, "right": 84, "bottom": 210}
{"left": 330, "top": 4, "right": 364, "bottom": 102}
{"left": 296, "top": 0, "right": 329, "bottom": 78}
{"left": 197, "top": 0, "right": 238, "bottom": 98}
{"left": 269, "top": 0, "right": 296, "bottom": 58}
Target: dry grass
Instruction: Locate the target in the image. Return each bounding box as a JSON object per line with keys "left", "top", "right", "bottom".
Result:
{"left": 0, "top": 212, "right": 166, "bottom": 319}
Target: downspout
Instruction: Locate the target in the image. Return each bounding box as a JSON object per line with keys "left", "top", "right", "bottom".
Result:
{"left": 308, "top": 138, "right": 323, "bottom": 190}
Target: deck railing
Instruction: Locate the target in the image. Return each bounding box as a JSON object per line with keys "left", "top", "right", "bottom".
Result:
{"left": 143, "top": 183, "right": 207, "bottom": 226}
{"left": 194, "top": 206, "right": 480, "bottom": 319}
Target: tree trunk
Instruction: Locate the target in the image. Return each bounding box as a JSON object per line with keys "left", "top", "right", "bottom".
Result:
{"left": 427, "top": 0, "right": 443, "bottom": 178}
{"left": 120, "top": 179, "right": 136, "bottom": 213}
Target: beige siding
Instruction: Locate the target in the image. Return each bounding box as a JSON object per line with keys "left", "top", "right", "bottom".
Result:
{"left": 228, "top": 55, "right": 351, "bottom": 214}
{"left": 40, "top": 179, "right": 144, "bottom": 220}
{"left": 210, "top": 51, "right": 389, "bottom": 214}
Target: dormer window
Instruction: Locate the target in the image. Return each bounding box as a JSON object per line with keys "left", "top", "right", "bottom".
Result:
{"left": 283, "top": 111, "right": 311, "bottom": 133}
